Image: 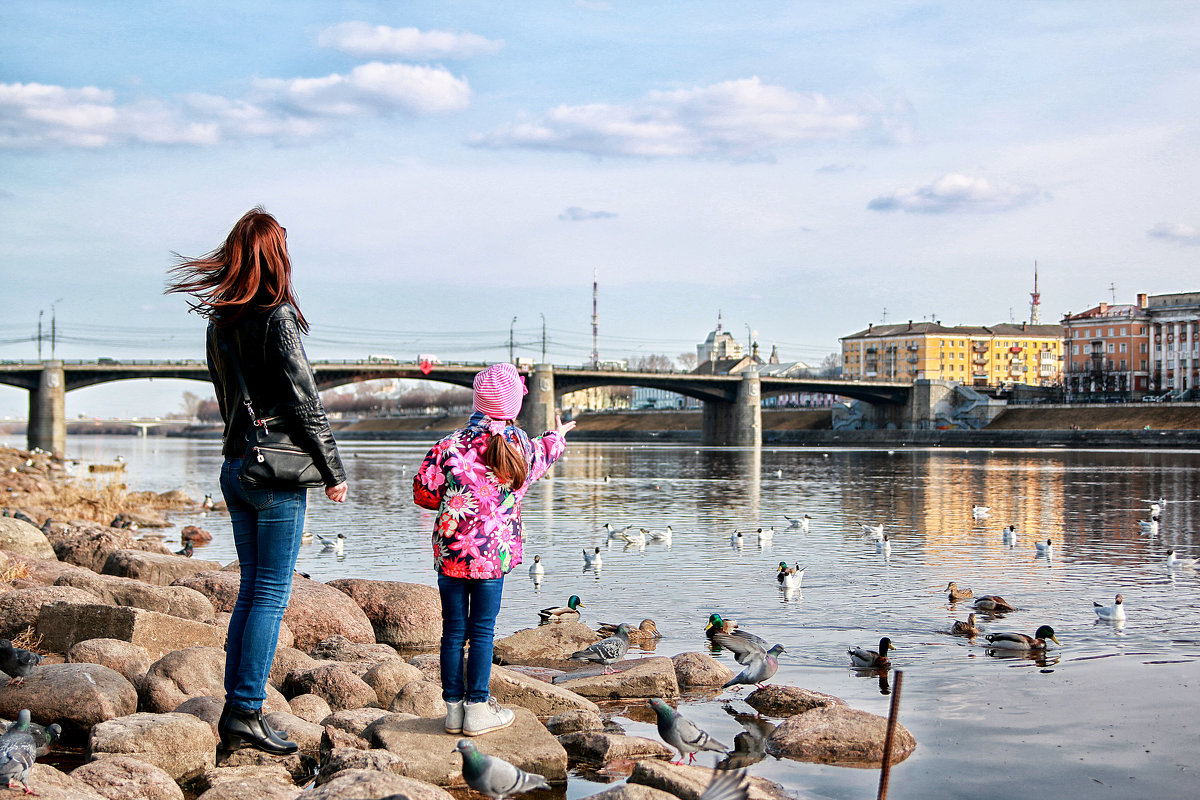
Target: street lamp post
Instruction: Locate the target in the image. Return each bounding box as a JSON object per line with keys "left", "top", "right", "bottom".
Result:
{"left": 37, "top": 310, "right": 44, "bottom": 361}
{"left": 509, "top": 316, "right": 518, "bottom": 363}
{"left": 50, "top": 297, "right": 63, "bottom": 359}
{"left": 540, "top": 313, "right": 546, "bottom": 363}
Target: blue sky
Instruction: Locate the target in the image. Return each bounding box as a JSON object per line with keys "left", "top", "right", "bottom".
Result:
{"left": 2, "top": 1, "right": 1199, "bottom": 417}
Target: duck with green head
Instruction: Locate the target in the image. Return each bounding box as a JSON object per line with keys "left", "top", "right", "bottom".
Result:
{"left": 849, "top": 637, "right": 895, "bottom": 668}
{"left": 985, "top": 625, "right": 1059, "bottom": 650}
{"left": 704, "top": 613, "right": 737, "bottom": 640}
{"left": 539, "top": 594, "right": 584, "bottom": 622}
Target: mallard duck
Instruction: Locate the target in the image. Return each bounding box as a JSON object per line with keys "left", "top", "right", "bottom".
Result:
{"left": 1167, "top": 550, "right": 1199, "bottom": 569}
{"left": 780, "top": 565, "right": 805, "bottom": 590}
{"left": 946, "top": 581, "right": 974, "bottom": 601}
{"left": 775, "top": 562, "right": 789, "bottom": 583}
{"left": 950, "top": 613, "right": 979, "bottom": 637}
{"left": 528, "top": 555, "right": 544, "bottom": 578}
{"left": 848, "top": 637, "right": 895, "bottom": 668}
{"left": 705, "top": 613, "right": 737, "bottom": 639}
{"left": 973, "top": 595, "right": 1016, "bottom": 612}
{"left": 598, "top": 618, "right": 661, "bottom": 642}
{"left": 539, "top": 595, "right": 584, "bottom": 622}
{"left": 985, "top": 625, "right": 1059, "bottom": 650}
{"left": 1093, "top": 594, "right": 1126, "bottom": 622}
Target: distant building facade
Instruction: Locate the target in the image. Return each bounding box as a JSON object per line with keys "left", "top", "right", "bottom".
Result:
{"left": 1146, "top": 292, "right": 1200, "bottom": 393}
{"left": 1061, "top": 296, "right": 1151, "bottom": 395}
{"left": 841, "top": 321, "right": 1065, "bottom": 388}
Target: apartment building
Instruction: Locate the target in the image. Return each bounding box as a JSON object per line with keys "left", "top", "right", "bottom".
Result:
{"left": 1060, "top": 296, "right": 1151, "bottom": 395}
{"left": 841, "top": 321, "right": 1064, "bottom": 388}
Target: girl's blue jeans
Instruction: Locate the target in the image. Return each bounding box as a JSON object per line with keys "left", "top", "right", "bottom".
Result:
{"left": 438, "top": 573, "right": 505, "bottom": 703}
{"left": 220, "top": 458, "right": 306, "bottom": 712}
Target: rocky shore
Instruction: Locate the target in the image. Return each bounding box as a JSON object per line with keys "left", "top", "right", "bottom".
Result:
{"left": 0, "top": 445, "right": 915, "bottom": 799}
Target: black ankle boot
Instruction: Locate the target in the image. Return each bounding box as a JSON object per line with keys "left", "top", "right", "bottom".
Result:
{"left": 218, "top": 703, "right": 298, "bottom": 756}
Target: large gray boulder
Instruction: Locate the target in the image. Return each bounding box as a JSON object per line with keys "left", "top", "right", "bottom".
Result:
{"left": 0, "top": 663, "right": 137, "bottom": 737}
{"left": 0, "top": 517, "right": 57, "bottom": 560}
{"left": 263, "top": 710, "right": 324, "bottom": 761}
{"left": 140, "top": 646, "right": 290, "bottom": 714}
{"left": 490, "top": 664, "right": 600, "bottom": 717}
{"left": 545, "top": 708, "right": 604, "bottom": 735}
{"left": 765, "top": 704, "right": 917, "bottom": 765}
{"left": 308, "top": 635, "right": 397, "bottom": 665}
{"left": 36, "top": 602, "right": 225, "bottom": 661}
{"left": 670, "top": 652, "right": 734, "bottom": 688}
{"left": 288, "top": 693, "right": 333, "bottom": 724}
{"left": 71, "top": 755, "right": 185, "bottom": 800}
{"left": 194, "top": 765, "right": 298, "bottom": 800}
{"left": 48, "top": 525, "right": 168, "bottom": 573}
{"left": 558, "top": 731, "right": 674, "bottom": 764}
{"left": 6, "top": 554, "right": 95, "bottom": 587}
{"left": 89, "top": 712, "right": 217, "bottom": 782}
{"left": 319, "top": 708, "right": 394, "bottom": 739}
{"left": 325, "top": 579, "right": 442, "bottom": 648}
{"left": 174, "top": 571, "right": 375, "bottom": 650}
{"left": 269, "top": 647, "right": 318, "bottom": 690}
{"left": 388, "top": 680, "right": 445, "bottom": 717}
{"left": 67, "top": 639, "right": 152, "bottom": 686}
{"left": 301, "top": 769, "right": 456, "bottom": 800}
{"left": 23, "top": 764, "right": 107, "bottom": 800}
{"left": 317, "top": 747, "right": 406, "bottom": 784}
{"left": 0, "top": 585, "right": 102, "bottom": 640}
{"left": 102, "top": 550, "right": 222, "bottom": 586}
{"left": 366, "top": 707, "right": 567, "bottom": 787}
{"left": 745, "top": 685, "right": 847, "bottom": 717}
{"left": 493, "top": 622, "right": 601, "bottom": 669}
{"left": 55, "top": 571, "right": 215, "bottom": 620}
{"left": 555, "top": 657, "right": 680, "bottom": 700}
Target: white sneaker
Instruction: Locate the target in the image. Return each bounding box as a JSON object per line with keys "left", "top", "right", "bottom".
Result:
{"left": 445, "top": 700, "right": 465, "bottom": 734}
{"left": 463, "top": 698, "right": 515, "bottom": 736}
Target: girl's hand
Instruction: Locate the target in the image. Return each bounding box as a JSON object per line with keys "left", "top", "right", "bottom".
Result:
{"left": 554, "top": 415, "right": 577, "bottom": 437}
{"left": 326, "top": 482, "right": 348, "bottom": 502}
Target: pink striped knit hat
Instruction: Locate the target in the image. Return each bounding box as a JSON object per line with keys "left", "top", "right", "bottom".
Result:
{"left": 473, "top": 363, "right": 527, "bottom": 420}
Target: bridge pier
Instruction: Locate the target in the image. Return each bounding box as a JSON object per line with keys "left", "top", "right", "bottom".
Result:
{"left": 701, "top": 369, "right": 762, "bottom": 446}
{"left": 521, "top": 364, "right": 558, "bottom": 434}
{"left": 27, "top": 361, "right": 66, "bottom": 456}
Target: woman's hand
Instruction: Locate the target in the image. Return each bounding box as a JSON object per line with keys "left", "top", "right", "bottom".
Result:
{"left": 554, "top": 415, "right": 577, "bottom": 437}
{"left": 325, "top": 482, "right": 348, "bottom": 502}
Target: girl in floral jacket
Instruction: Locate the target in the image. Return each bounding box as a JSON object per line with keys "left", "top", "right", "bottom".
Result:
{"left": 413, "top": 362, "right": 574, "bottom": 736}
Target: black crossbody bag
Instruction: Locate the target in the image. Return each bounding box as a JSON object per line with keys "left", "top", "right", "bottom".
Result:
{"left": 226, "top": 340, "right": 324, "bottom": 490}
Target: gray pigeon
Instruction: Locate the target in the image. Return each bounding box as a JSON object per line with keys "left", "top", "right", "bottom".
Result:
{"left": 713, "top": 632, "right": 785, "bottom": 690}
{"left": 0, "top": 709, "right": 38, "bottom": 794}
{"left": 0, "top": 640, "right": 41, "bottom": 687}
{"left": 568, "top": 623, "right": 630, "bottom": 674}
{"left": 648, "top": 697, "right": 728, "bottom": 765}
{"left": 456, "top": 739, "right": 550, "bottom": 800}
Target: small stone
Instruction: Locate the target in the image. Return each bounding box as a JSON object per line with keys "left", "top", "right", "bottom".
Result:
{"left": 319, "top": 707, "right": 393, "bottom": 738}
{"left": 317, "top": 747, "right": 407, "bottom": 784}
{"left": 745, "top": 685, "right": 847, "bottom": 717}
{"left": 263, "top": 710, "right": 323, "bottom": 760}
{"left": 0, "top": 517, "right": 57, "bottom": 560}
{"left": 545, "top": 708, "right": 604, "bottom": 735}
{"left": 670, "top": 652, "right": 734, "bottom": 688}
{"left": 362, "top": 658, "right": 424, "bottom": 707}
{"left": 558, "top": 731, "right": 674, "bottom": 764}
{"left": 389, "top": 680, "right": 446, "bottom": 717}
{"left": 269, "top": 647, "right": 317, "bottom": 690}
{"left": 408, "top": 653, "right": 442, "bottom": 683}
{"left": 284, "top": 663, "right": 378, "bottom": 711}
{"left": 180, "top": 525, "right": 213, "bottom": 543}
{"left": 288, "top": 693, "right": 332, "bottom": 724}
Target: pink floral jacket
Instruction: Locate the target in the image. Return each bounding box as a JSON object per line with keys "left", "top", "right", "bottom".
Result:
{"left": 413, "top": 413, "right": 564, "bottom": 580}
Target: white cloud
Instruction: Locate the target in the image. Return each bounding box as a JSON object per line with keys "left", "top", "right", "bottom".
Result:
{"left": 470, "top": 77, "right": 884, "bottom": 159}
{"left": 868, "top": 173, "right": 1044, "bottom": 214}
{"left": 0, "top": 64, "right": 470, "bottom": 150}
{"left": 318, "top": 22, "right": 503, "bottom": 60}
{"left": 558, "top": 206, "right": 618, "bottom": 221}
{"left": 1148, "top": 222, "right": 1200, "bottom": 246}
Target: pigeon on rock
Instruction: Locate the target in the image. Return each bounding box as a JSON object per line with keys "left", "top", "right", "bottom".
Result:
{"left": 568, "top": 623, "right": 630, "bottom": 674}
{"left": 456, "top": 739, "right": 550, "bottom": 800}
{"left": 712, "top": 632, "right": 785, "bottom": 689}
{"left": 648, "top": 697, "right": 728, "bottom": 765}
{"left": 0, "top": 641, "right": 41, "bottom": 687}
{"left": 0, "top": 710, "right": 38, "bottom": 795}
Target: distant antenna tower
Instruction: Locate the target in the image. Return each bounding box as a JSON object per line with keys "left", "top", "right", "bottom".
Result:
{"left": 1029, "top": 261, "right": 1042, "bottom": 324}
{"left": 881, "top": 307, "right": 888, "bottom": 323}
{"left": 1109, "top": 282, "right": 1117, "bottom": 304}
{"left": 590, "top": 269, "right": 599, "bottom": 368}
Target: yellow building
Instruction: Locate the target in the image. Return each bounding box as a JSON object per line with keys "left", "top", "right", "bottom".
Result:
{"left": 840, "top": 321, "right": 1064, "bottom": 388}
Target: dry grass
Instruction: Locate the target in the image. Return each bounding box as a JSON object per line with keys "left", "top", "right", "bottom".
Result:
{"left": 21, "top": 476, "right": 133, "bottom": 524}
{"left": 10, "top": 626, "right": 44, "bottom": 655}
{"left": 0, "top": 559, "right": 30, "bottom": 583}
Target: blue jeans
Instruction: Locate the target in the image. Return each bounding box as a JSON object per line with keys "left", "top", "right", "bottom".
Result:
{"left": 220, "top": 458, "right": 307, "bottom": 712}
{"left": 438, "top": 573, "right": 505, "bottom": 704}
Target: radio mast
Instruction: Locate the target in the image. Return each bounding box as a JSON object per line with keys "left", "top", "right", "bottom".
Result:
{"left": 590, "top": 270, "right": 599, "bottom": 368}
{"left": 1029, "top": 261, "right": 1041, "bottom": 324}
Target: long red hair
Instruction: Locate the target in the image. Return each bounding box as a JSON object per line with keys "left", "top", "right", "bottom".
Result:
{"left": 165, "top": 207, "right": 308, "bottom": 330}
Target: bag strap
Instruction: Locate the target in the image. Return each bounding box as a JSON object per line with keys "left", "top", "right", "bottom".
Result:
{"left": 222, "top": 334, "right": 270, "bottom": 433}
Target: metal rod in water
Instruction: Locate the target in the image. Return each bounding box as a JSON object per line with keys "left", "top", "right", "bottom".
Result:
{"left": 876, "top": 669, "right": 904, "bottom": 800}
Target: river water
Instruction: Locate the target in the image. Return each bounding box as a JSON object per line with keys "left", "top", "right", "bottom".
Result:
{"left": 8, "top": 434, "right": 1199, "bottom": 799}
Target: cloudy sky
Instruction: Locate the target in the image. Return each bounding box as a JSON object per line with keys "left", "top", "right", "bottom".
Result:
{"left": 2, "top": 1, "right": 1198, "bottom": 417}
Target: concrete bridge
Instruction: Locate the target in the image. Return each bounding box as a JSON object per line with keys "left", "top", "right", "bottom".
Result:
{"left": 0, "top": 359, "right": 917, "bottom": 454}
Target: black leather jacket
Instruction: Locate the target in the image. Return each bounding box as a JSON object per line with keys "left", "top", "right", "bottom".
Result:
{"left": 206, "top": 304, "right": 346, "bottom": 487}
